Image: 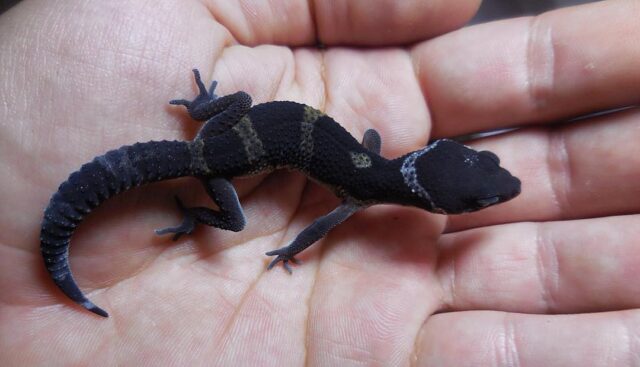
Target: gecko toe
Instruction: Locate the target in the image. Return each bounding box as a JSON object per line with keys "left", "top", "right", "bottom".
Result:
{"left": 154, "top": 222, "right": 194, "bottom": 240}
{"left": 169, "top": 99, "right": 190, "bottom": 107}
{"left": 282, "top": 260, "right": 292, "bottom": 274}
{"left": 208, "top": 80, "right": 219, "bottom": 99}
{"left": 155, "top": 199, "right": 196, "bottom": 240}
{"left": 266, "top": 251, "right": 299, "bottom": 274}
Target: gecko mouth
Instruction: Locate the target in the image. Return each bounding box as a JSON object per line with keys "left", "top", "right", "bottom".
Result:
{"left": 475, "top": 196, "right": 501, "bottom": 207}
{"left": 475, "top": 176, "right": 522, "bottom": 208}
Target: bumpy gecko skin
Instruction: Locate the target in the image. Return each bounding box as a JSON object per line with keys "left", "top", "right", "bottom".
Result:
{"left": 40, "top": 69, "right": 521, "bottom": 317}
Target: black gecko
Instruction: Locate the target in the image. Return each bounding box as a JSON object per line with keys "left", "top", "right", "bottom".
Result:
{"left": 40, "top": 69, "right": 521, "bottom": 317}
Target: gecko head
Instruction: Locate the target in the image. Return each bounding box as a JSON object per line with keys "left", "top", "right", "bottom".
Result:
{"left": 402, "top": 139, "right": 521, "bottom": 214}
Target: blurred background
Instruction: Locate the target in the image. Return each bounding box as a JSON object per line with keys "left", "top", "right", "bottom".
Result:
{"left": 472, "top": 0, "right": 594, "bottom": 23}
{"left": 1, "top": 0, "right": 597, "bottom": 21}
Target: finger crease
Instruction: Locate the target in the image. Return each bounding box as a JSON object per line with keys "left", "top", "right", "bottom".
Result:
{"left": 409, "top": 48, "right": 433, "bottom": 131}
{"left": 437, "top": 249, "right": 457, "bottom": 310}
{"left": 502, "top": 313, "right": 522, "bottom": 367}
{"left": 307, "top": 0, "right": 321, "bottom": 46}
{"left": 525, "top": 15, "right": 556, "bottom": 112}
{"left": 535, "top": 222, "right": 560, "bottom": 312}
{"left": 619, "top": 312, "right": 639, "bottom": 367}
{"left": 546, "top": 128, "right": 572, "bottom": 215}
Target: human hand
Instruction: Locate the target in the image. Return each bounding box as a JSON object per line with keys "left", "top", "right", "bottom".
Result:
{"left": 1, "top": 0, "right": 638, "bottom": 366}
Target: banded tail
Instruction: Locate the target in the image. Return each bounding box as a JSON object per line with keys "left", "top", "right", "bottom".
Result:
{"left": 40, "top": 140, "right": 195, "bottom": 317}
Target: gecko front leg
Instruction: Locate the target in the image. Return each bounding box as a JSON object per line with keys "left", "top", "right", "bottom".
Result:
{"left": 266, "top": 129, "right": 381, "bottom": 273}
{"left": 266, "top": 200, "right": 364, "bottom": 273}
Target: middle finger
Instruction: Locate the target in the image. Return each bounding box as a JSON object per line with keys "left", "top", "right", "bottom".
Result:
{"left": 446, "top": 107, "right": 640, "bottom": 231}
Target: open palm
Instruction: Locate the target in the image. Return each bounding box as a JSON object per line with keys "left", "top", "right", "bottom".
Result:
{"left": 1, "top": 0, "right": 639, "bottom": 366}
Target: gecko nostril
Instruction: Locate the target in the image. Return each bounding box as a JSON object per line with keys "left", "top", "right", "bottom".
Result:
{"left": 511, "top": 176, "right": 522, "bottom": 196}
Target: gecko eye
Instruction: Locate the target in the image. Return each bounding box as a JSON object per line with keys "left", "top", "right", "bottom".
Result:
{"left": 479, "top": 151, "right": 500, "bottom": 164}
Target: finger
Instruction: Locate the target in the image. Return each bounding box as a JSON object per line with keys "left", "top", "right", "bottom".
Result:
{"left": 416, "top": 310, "right": 640, "bottom": 367}
{"left": 208, "top": 0, "right": 481, "bottom": 46}
{"left": 312, "top": 0, "right": 481, "bottom": 46}
{"left": 446, "top": 107, "right": 640, "bottom": 231}
{"left": 437, "top": 215, "right": 640, "bottom": 314}
{"left": 411, "top": 0, "right": 640, "bottom": 137}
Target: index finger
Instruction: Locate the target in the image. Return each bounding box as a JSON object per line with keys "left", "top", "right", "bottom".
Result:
{"left": 412, "top": 0, "right": 640, "bottom": 137}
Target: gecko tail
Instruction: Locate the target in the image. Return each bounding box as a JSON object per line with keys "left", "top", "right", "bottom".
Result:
{"left": 40, "top": 140, "right": 195, "bottom": 317}
{"left": 54, "top": 274, "right": 109, "bottom": 318}
{"left": 83, "top": 302, "right": 109, "bottom": 318}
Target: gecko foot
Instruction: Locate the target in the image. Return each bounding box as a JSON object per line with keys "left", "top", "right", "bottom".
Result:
{"left": 154, "top": 196, "right": 196, "bottom": 241}
{"left": 169, "top": 69, "right": 220, "bottom": 121}
{"left": 266, "top": 248, "right": 302, "bottom": 274}
{"left": 170, "top": 69, "right": 218, "bottom": 106}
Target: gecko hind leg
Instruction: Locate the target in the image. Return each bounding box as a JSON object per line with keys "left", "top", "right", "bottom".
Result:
{"left": 155, "top": 177, "right": 246, "bottom": 240}
{"left": 266, "top": 200, "right": 363, "bottom": 273}
{"left": 154, "top": 196, "right": 197, "bottom": 241}
{"left": 170, "top": 68, "right": 252, "bottom": 131}
{"left": 170, "top": 69, "right": 218, "bottom": 111}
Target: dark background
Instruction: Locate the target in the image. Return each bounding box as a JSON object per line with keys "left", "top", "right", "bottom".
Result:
{"left": 473, "top": 0, "right": 593, "bottom": 23}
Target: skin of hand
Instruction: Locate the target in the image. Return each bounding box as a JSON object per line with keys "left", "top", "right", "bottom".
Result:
{"left": 1, "top": 0, "right": 639, "bottom": 365}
